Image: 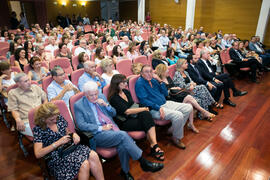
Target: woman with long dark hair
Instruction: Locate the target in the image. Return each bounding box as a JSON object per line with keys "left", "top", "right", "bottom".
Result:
{"left": 14, "top": 48, "right": 29, "bottom": 71}
{"left": 24, "top": 40, "right": 34, "bottom": 59}
{"left": 108, "top": 74, "right": 164, "bottom": 161}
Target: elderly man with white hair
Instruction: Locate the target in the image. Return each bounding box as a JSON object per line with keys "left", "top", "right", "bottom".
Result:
{"left": 74, "top": 38, "right": 91, "bottom": 57}
{"left": 44, "top": 36, "right": 58, "bottom": 57}
{"left": 74, "top": 81, "right": 164, "bottom": 180}
{"left": 8, "top": 73, "right": 47, "bottom": 136}
{"left": 78, "top": 61, "right": 106, "bottom": 93}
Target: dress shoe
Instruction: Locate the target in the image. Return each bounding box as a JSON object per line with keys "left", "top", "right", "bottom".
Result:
{"left": 209, "top": 107, "right": 218, "bottom": 115}
{"left": 223, "top": 99, "right": 236, "bottom": 107}
{"left": 233, "top": 90, "right": 248, "bottom": 97}
{"left": 263, "top": 67, "right": 270, "bottom": 72}
{"left": 120, "top": 170, "right": 134, "bottom": 180}
{"left": 140, "top": 159, "right": 164, "bottom": 172}
{"left": 172, "top": 137, "right": 186, "bottom": 149}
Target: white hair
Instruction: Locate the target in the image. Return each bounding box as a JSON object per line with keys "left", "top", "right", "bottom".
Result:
{"left": 83, "top": 61, "right": 94, "bottom": 69}
{"left": 83, "top": 81, "right": 98, "bottom": 92}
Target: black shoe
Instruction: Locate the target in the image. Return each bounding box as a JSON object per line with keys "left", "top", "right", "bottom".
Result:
{"left": 120, "top": 170, "right": 134, "bottom": 180}
{"left": 223, "top": 99, "right": 236, "bottom": 107}
{"left": 140, "top": 159, "right": 164, "bottom": 172}
{"left": 263, "top": 67, "right": 270, "bottom": 72}
{"left": 251, "top": 79, "right": 260, "bottom": 84}
{"left": 208, "top": 106, "right": 218, "bottom": 115}
{"left": 233, "top": 91, "right": 248, "bottom": 97}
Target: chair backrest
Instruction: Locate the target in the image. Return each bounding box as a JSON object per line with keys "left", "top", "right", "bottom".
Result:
{"left": 0, "top": 42, "right": 9, "bottom": 49}
{"left": 168, "top": 64, "right": 176, "bottom": 79}
{"left": 84, "top": 25, "right": 92, "bottom": 33}
{"left": 24, "top": 62, "right": 48, "bottom": 74}
{"left": 72, "top": 46, "right": 78, "bottom": 55}
{"left": 141, "top": 33, "right": 149, "bottom": 41}
{"left": 102, "top": 84, "right": 110, "bottom": 98}
{"left": 69, "top": 92, "right": 85, "bottom": 124}
{"left": 0, "top": 47, "right": 9, "bottom": 57}
{"left": 29, "top": 100, "right": 75, "bottom": 134}
{"left": 72, "top": 55, "right": 79, "bottom": 70}
{"left": 10, "top": 55, "right": 15, "bottom": 66}
{"left": 71, "top": 69, "right": 84, "bottom": 87}
{"left": 96, "top": 65, "right": 103, "bottom": 75}
{"left": 161, "top": 51, "right": 166, "bottom": 57}
{"left": 147, "top": 54, "right": 153, "bottom": 67}
{"left": 133, "top": 55, "right": 149, "bottom": 65}
{"left": 49, "top": 58, "right": 73, "bottom": 75}
{"left": 128, "top": 75, "right": 140, "bottom": 103}
{"left": 11, "top": 66, "right": 22, "bottom": 73}
{"left": 123, "top": 47, "right": 129, "bottom": 55}
{"left": 107, "top": 49, "right": 113, "bottom": 57}
{"left": 54, "top": 49, "right": 60, "bottom": 57}
{"left": 116, "top": 59, "right": 133, "bottom": 77}
{"left": 192, "top": 45, "right": 197, "bottom": 54}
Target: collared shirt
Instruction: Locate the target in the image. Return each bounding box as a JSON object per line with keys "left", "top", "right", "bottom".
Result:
{"left": 78, "top": 72, "right": 106, "bottom": 93}
{"left": 87, "top": 98, "right": 114, "bottom": 132}
{"left": 159, "top": 36, "right": 169, "bottom": 51}
{"left": 74, "top": 46, "right": 91, "bottom": 57}
{"left": 47, "top": 80, "right": 77, "bottom": 108}
{"left": 8, "top": 84, "right": 47, "bottom": 122}
{"left": 201, "top": 59, "right": 213, "bottom": 73}
{"left": 44, "top": 44, "right": 58, "bottom": 56}
{"left": 254, "top": 43, "right": 263, "bottom": 53}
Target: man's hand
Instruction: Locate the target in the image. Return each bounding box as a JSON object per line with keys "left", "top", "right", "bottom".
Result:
{"left": 208, "top": 82, "right": 215, "bottom": 90}
{"left": 96, "top": 99, "right": 108, "bottom": 106}
{"left": 63, "top": 84, "right": 74, "bottom": 92}
{"left": 159, "top": 107, "right": 165, "bottom": 120}
{"left": 214, "top": 79, "right": 222, "bottom": 84}
{"left": 102, "top": 124, "right": 113, "bottom": 131}
{"left": 16, "top": 120, "right": 26, "bottom": 131}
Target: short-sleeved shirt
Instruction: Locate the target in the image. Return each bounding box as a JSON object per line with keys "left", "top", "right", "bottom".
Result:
{"left": 8, "top": 84, "right": 47, "bottom": 122}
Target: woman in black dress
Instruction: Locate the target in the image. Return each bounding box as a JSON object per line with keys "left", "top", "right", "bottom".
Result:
{"left": 33, "top": 102, "right": 104, "bottom": 180}
{"left": 108, "top": 74, "right": 164, "bottom": 161}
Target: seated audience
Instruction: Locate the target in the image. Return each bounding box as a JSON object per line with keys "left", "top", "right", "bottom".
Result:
{"left": 74, "top": 38, "right": 91, "bottom": 57}
{"left": 106, "top": 37, "right": 115, "bottom": 53}
{"left": 33, "top": 102, "right": 104, "bottom": 180}
{"left": 171, "top": 37, "right": 188, "bottom": 59}
{"left": 100, "top": 58, "right": 119, "bottom": 84}
{"left": 126, "top": 42, "right": 140, "bottom": 61}
{"left": 249, "top": 36, "right": 270, "bottom": 67}
{"left": 14, "top": 48, "right": 29, "bottom": 71}
{"left": 158, "top": 29, "right": 170, "bottom": 52}
{"left": 134, "top": 30, "right": 144, "bottom": 45}
{"left": 44, "top": 36, "right": 58, "bottom": 57}
{"left": 166, "top": 48, "right": 179, "bottom": 65}
{"left": 112, "top": 45, "right": 126, "bottom": 64}
{"left": 119, "top": 36, "right": 130, "bottom": 49}
{"left": 77, "top": 52, "right": 90, "bottom": 70}
{"left": 139, "top": 41, "right": 153, "bottom": 56}
{"left": 135, "top": 65, "right": 193, "bottom": 149}
{"left": 24, "top": 40, "right": 34, "bottom": 59}
{"left": 131, "top": 63, "right": 143, "bottom": 75}
{"left": 95, "top": 47, "right": 106, "bottom": 65}
{"left": 152, "top": 50, "right": 169, "bottom": 69}
{"left": 74, "top": 81, "right": 164, "bottom": 179}
{"left": 28, "top": 56, "right": 49, "bottom": 84}
{"left": 47, "top": 66, "right": 79, "bottom": 108}
{"left": 8, "top": 73, "right": 47, "bottom": 136}
{"left": 197, "top": 50, "right": 247, "bottom": 107}
{"left": 78, "top": 61, "right": 106, "bottom": 93}
{"left": 57, "top": 43, "right": 72, "bottom": 60}
{"left": 108, "top": 74, "right": 164, "bottom": 160}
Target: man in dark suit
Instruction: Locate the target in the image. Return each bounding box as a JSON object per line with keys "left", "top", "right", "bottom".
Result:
{"left": 196, "top": 50, "right": 248, "bottom": 107}
{"left": 74, "top": 81, "right": 163, "bottom": 180}
{"left": 186, "top": 55, "right": 222, "bottom": 113}
{"left": 229, "top": 41, "right": 265, "bottom": 83}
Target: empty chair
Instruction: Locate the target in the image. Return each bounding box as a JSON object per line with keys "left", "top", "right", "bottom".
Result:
{"left": 116, "top": 59, "right": 133, "bottom": 77}
{"left": 134, "top": 55, "right": 149, "bottom": 65}
{"left": 71, "top": 68, "right": 84, "bottom": 87}
{"left": 69, "top": 92, "right": 118, "bottom": 158}
{"left": 49, "top": 58, "right": 73, "bottom": 75}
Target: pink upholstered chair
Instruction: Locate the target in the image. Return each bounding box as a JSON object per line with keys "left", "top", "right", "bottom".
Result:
{"left": 49, "top": 58, "right": 73, "bottom": 75}
{"left": 71, "top": 69, "right": 84, "bottom": 87}
{"left": 133, "top": 55, "right": 149, "bottom": 65}
{"left": 148, "top": 54, "right": 153, "bottom": 67}
{"left": 168, "top": 64, "right": 176, "bottom": 79}
{"left": 116, "top": 59, "right": 133, "bottom": 77}
{"left": 128, "top": 75, "right": 171, "bottom": 126}
{"left": 72, "top": 55, "right": 79, "bottom": 70}
{"left": 0, "top": 47, "right": 9, "bottom": 57}
{"left": 69, "top": 92, "right": 117, "bottom": 158}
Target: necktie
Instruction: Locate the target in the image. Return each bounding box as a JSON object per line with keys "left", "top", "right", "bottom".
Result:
{"left": 95, "top": 103, "right": 119, "bottom": 131}
{"left": 235, "top": 49, "right": 244, "bottom": 60}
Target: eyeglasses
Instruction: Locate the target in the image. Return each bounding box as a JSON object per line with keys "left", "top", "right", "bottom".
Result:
{"left": 121, "top": 80, "right": 128, "bottom": 84}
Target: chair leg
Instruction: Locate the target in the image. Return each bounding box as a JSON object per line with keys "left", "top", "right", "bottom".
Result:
{"left": 1, "top": 108, "right": 10, "bottom": 128}
{"left": 18, "top": 132, "right": 28, "bottom": 157}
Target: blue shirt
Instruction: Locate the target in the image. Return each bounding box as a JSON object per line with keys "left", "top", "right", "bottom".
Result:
{"left": 166, "top": 56, "right": 179, "bottom": 65}
{"left": 135, "top": 77, "right": 168, "bottom": 111}
{"left": 78, "top": 72, "right": 106, "bottom": 93}
{"left": 47, "top": 80, "right": 77, "bottom": 108}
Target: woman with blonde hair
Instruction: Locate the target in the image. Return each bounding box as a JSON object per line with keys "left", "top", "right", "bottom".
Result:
{"left": 173, "top": 59, "right": 216, "bottom": 121}
{"left": 152, "top": 50, "right": 169, "bottom": 69}
{"left": 100, "top": 58, "right": 119, "bottom": 84}
{"left": 33, "top": 102, "right": 104, "bottom": 180}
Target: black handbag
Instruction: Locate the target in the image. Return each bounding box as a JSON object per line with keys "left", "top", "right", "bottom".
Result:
{"left": 58, "top": 133, "right": 78, "bottom": 158}
{"left": 169, "top": 88, "right": 190, "bottom": 103}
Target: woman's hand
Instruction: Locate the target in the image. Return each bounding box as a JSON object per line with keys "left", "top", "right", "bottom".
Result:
{"left": 170, "top": 87, "right": 182, "bottom": 90}
{"left": 57, "top": 135, "right": 71, "bottom": 146}
{"left": 189, "top": 84, "right": 195, "bottom": 91}
{"left": 72, "top": 133, "right": 80, "bottom": 145}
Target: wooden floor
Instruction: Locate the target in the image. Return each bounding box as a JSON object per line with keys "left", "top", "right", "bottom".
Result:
{"left": 1, "top": 73, "right": 270, "bottom": 180}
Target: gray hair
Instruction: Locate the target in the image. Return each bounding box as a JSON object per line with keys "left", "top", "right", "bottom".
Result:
{"left": 83, "top": 81, "right": 98, "bottom": 92}
{"left": 51, "top": 66, "right": 63, "bottom": 76}
{"left": 14, "top": 73, "right": 27, "bottom": 83}
{"left": 83, "top": 61, "right": 94, "bottom": 69}
{"left": 200, "top": 50, "right": 206, "bottom": 58}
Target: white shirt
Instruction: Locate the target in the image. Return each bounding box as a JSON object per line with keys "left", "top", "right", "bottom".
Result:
{"left": 101, "top": 70, "right": 119, "bottom": 84}
{"left": 44, "top": 44, "right": 58, "bottom": 57}
{"left": 74, "top": 46, "right": 91, "bottom": 57}
{"left": 201, "top": 59, "right": 213, "bottom": 73}
{"left": 119, "top": 42, "right": 129, "bottom": 49}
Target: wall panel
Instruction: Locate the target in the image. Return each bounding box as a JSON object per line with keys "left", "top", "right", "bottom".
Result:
{"left": 119, "top": 1, "right": 137, "bottom": 21}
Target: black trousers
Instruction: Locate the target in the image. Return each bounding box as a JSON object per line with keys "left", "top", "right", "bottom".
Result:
{"left": 214, "top": 73, "right": 236, "bottom": 100}
{"left": 208, "top": 82, "right": 223, "bottom": 102}
{"left": 235, "top": 58, "right": 261, "bottom": 81}
{"left": 118, "top": 111, "right": 155, "bottom": 133}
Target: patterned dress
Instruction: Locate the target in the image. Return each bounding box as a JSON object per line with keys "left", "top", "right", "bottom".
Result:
{"left": 33, "top": 115, "right": 90, "bottom": 180}
{"left": 173, "top": 71, "right": 215, "bottom": 115}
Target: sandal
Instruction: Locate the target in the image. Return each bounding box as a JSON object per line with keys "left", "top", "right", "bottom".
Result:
{"left": 187, "top": 123, "right": 199, "bottom": 133}
{"left": 203, "top": 112, "right": 215, "bottom": 122}
{"left": 150, "top": 144, "right": 164, "bottom": 161}
{"left": 214, "top": 103, "right": 224, "bottom": 109}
